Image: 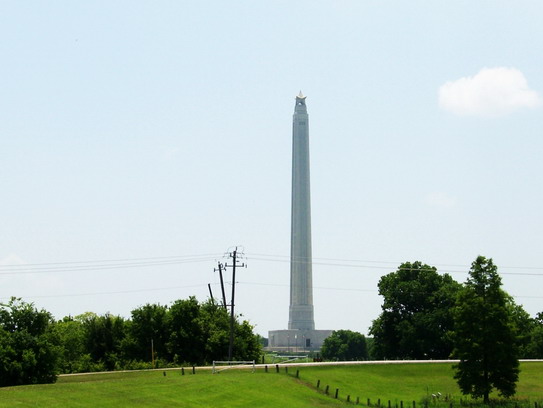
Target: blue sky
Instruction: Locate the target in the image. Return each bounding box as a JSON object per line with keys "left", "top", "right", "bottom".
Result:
{"left": 1, "top": 1, "right": 542, "bottom": 336}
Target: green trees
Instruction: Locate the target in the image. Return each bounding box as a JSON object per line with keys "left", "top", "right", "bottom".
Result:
{"left": 0, "top": 298, "right": 59, "bottom": 386}
{"left": 0, "top": 295, "right": 261, "bottom": 385}
{"left": 321, "top": 330, "right": 368, "bottom": 361}
{"left": 82, "top": 313, "right": 127, "bottom": 371}
{"left": 168, "top": 297, "right": 206, "bottom": 364}
{"left": 525, "top": 313, "right": 543, "bottom": 358}
{"left": 167, "top": 297, "right": 260, "bottom": 365}
{"left": 514, "top": 311, "right": 543, "bottom": 359}
{"left": 369, "top": 261, "right": 461, "bottom": 359}
{"left": 451, "top": 256, "right": 519, "bottom": 403}
{"left": 49, "top": 315, "right": 87, "bottom": 373}
{"left": 123, "top": 303, "right": 169, "bottom": 363}
{"left": 525, "top": 319, "right": 543, "bottom": 358}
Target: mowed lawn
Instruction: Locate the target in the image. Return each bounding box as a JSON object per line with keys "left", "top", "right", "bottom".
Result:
{"left": 0, "top": 362, "right": 542, "bottom": 407}
{"left": 296, "top": 361, "right": 543, "bottom": 403}
{"left": 0, "top": 368, "right": 343, "bottom": 408}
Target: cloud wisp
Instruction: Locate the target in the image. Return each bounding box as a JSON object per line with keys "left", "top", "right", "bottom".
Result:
{"left": 439, "top": 67, "right": 541, "bottom": 117}
{"left": 424, "top": 192, "right": 457, "bottom": 209}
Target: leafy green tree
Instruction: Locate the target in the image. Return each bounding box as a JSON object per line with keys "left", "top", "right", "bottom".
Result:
{"left": 526, "top": 326, "right": 543, "bottom": 358}
{"left": 508, "top": 301, "right": 536, "bottom": 358}
{"left": 523, "top": 312, "right": 543, "bottom": 359}
{"left": 321, "top": 330, "right": 368, "bottom": 361}
{"left": 166, "top": 297, "right": 261, "bottom": 365}
{"left": 0, "top": 297, "right": 59, "bottom": 386}
{"left": 198, "top": 300, "right": 230, "bottom": 362}
{"left": 49, "top": 315, "right": 87, "bottom": 373}
{"left": 233, "top": 319, "right": 262, "bottom": 362}
{"left": 369, "top": 261, "right": 461, "bottom": 359}
{"left": 122, "top": 303, "right": 169, "bottom": 363}
{"left": 167, "top": 296, "right": 205, "bottom": 364}
{"left": 452, "top": 256, "right": 519, "bottom": 403}
{"left": 81, "top": 313, "right": 127, "bottom": 371}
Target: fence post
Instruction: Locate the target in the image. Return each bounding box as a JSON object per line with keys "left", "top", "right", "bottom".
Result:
{"left": 296, "top": 369, "right": 299, "bottom": 378}
{"left": 163, "top": 371, "right": 166, "bottom": 376}
{"left": 401, "top": 401, "right": 403, "bottom": 408}
{"left": 325, "top": 385, "right": 329, "bottom": 395}
{"left": 347, "top": 395, "right": 351, "bottom": 403}
{"left": 265, "top": 365, "right": 268, "bottom": 373}
{"left": 368, "top": 398, "right": 371, "bottom": 406}
{"left": 181, "top": 367, "right": 185, "bottom": 375}
{"left": 317, "top": 379, "right": 320, "bottom": 389}
{"left": 285, "top": 366, "right": 288, "bottom": 374}
{"left": 413, "top": 401, "right": 416, "bottom": 408}
{"left": 276, "top": 364, "right": 279, "bottom": 373}
{"left": 192, "top": 366, "right": 195, "bottom": 374}
{"left": 357, "top": 397, "right": 360, "bottom": 405}
{"left": 389, "top": 400, "right": 391, "bottom": 408}
{"left": 378, "top": 398, "right": 381, "bottom": 407}
{"left": 335, "top": 389, "right": 339, "bottom": 399}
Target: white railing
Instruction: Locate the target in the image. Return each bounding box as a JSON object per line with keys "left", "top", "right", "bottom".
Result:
{"left": 212, "top": 360, "right": 256, "bottom": 374}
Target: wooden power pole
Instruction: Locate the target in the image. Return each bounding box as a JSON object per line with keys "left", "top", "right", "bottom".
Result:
{"left": 224, "top": 247, "right": 245, "bottom": 361}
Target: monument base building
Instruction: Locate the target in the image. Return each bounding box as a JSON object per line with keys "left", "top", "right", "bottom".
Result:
{"left": 268, "top": 329, "right": 333, "bottom": 351}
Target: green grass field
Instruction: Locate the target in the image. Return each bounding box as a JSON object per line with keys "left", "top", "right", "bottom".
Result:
{"left": 297, "top": 362, "right": 543, "bottom": 403}
{"left": 0, "top": 362, "right": 541, "bottom": 407}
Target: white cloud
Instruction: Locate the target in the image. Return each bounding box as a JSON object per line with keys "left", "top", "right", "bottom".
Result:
{"left": 438, "top": 67, "right": 541, "bottom": 117}
{"left": 160, "top": 146, "right": 180, "bottom": 161}
{"left": 424, "top": 192, "right": 457, "bottom": 209}
{"left": 0, "top": 254, "right": 26, "bottom": 266}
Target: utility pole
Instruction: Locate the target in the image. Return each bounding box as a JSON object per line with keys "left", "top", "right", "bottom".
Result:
{"left": 214, "top": 262, "right": 228, "bottom": 309}
{"left": 207, "top": 284, "right": 215, "bottom": 306}
{"left": 151, "top": 339, "right": 155, "bottom": 369}
{"left": 224, "top": 247, "right": 245, "bottom": 361}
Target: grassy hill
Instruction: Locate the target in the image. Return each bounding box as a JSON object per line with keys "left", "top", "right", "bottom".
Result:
{"left": 0, "top": 362, "right": 541, "bottom": 407}
{"left": 297, "top": 362, "right": 543, "bottom": 403}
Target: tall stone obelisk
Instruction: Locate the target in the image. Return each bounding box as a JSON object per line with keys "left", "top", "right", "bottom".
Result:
{"left": 289, "top": 92, "right": 315, "bottom": 330}
{"left": 267, "top": 93, "right": 331, "bottom": 351}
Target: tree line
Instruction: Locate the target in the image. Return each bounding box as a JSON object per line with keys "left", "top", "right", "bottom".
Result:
{"left": 3, "top": 254, "right": 543, "bottom": 402}
{"left": 368, "top": 257, "right": 543, "bottom": 361}
{"left": 369, "top": 256, "right": 543, "bottom": 402}
{"left": 0, "top": 296, "right": 261, "bottom": 387}
{"left": 320, "top": 256, "right": 543, "bottom": 402}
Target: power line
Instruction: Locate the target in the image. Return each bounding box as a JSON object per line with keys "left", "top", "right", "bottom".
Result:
{"left": 236, "top": 281, "right": 543, "bottom": 299}
{"left": 1, "top": 283, "right": 211, "bottom": 300}
{"left": 4, "top": 279, "right": 543, "bottom": 303}
{"left": 247, "top": 255, "right": 543, "bottom": 276}
{"left": 248, "top": 252, "right": 543, "bottom": 271}
{"left": 0, "top": 253, "right": 222, "bottom": 267}
{"left": 0, "top": 254, "right": 222, "bottom": 275}
{"left": 3, "top": 252, "right": 543, "bottom": 276}
{"left": 2, "top": 252, "right": 542, "bottom": 303}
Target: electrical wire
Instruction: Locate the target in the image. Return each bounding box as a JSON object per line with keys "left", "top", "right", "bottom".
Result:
{"left": 2, "top": 252, "right": 542, "bottom": 302}
{"left": 10, "top": 280, "right": 543, "bottom": 302}
{"left": 247, "top": 255, "right": 543, "bottom": 276}
{"left": 250, "top": 252, "right": 543, "bottom": 270}
{"left": 18, "top": 283, "right": 210, "bottom": 299}
{"left": 3, "top": 252, "right": 543, "bottom": 276}
{"left": 0, "top": 254, "right": 222, "bottom": 275}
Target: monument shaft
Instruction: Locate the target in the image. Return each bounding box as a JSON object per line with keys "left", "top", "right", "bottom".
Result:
{"left": 289, "top": 93, "right": 315, "bottom": 330}
{"left": 267, "top": 94, "right": 332, "bottom": 350}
